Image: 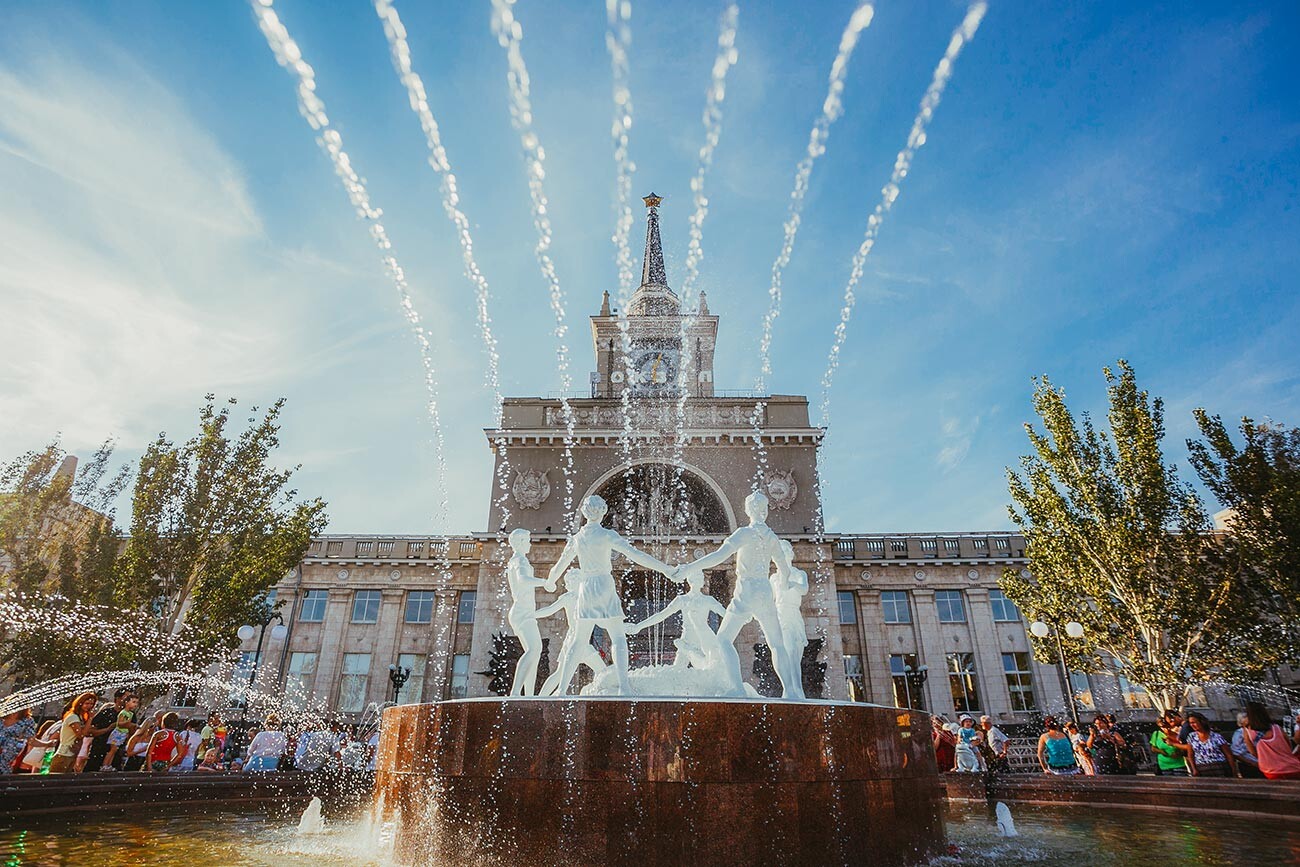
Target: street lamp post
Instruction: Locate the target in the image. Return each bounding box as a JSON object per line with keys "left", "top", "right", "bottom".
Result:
{"left": 388, "top": 664, "right": 411, "bottom": 704}
{"left": 1030, "top": 618, "right": 1085, "bottom": 726}
{"left": 902, "top": 664, "right": 929, "bottom": 710}
{"left": 236, "top": 606, "right": 288, "bottom": 722}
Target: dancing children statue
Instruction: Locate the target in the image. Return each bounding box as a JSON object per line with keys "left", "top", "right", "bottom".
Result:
{"left": 546, "top": 495, "right": 677, "bottom": 695}
{"left": 535, "top": 567, "right": 610, "bottom": 696}
{"left": 681, "top": 490, "right": 805, "bottom": 699}
{"left": 773, "top": 539, "right": 809, "bottom": 678}
{"left": 505, "top": 528, "right": 555, "bottom": 696}
{"left": 624, "top": 565, "right": 728, "bottom": 673}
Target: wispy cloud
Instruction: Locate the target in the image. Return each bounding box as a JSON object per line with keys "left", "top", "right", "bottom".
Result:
{"left": 0, "top": 50, "right": 357, "bottom": 452}
{"left": 936, "top": 412, "right": 981, "bottom": 472}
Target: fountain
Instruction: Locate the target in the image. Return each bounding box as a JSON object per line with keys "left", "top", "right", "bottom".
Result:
{"left": 373, "top": 493, "right": 946, "bottom": 865}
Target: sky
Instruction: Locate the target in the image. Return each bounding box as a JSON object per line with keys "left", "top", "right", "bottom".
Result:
{"left": 1, "top": 0, "right": 1297, "bottom": 536}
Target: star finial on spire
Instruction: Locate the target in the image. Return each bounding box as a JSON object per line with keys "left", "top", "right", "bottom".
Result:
{"left": 642, "top": 192, "right": 662, "bottom": 209}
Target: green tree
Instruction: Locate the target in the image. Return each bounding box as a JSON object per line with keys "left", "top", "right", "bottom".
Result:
{"left": 0, "top": 439, "right": 129, "bottom": 601}
{"left": 0, "top": 440, "right": 131, "bottom": 680}
{"left": 117, "top": 396, "right": 327, "bottom": 661}
{"left": 1000, "top": 361, "right": 1268, "bottom": 713}
{"left": 1188, "top": 412, "right": 1300, "bottom": 665}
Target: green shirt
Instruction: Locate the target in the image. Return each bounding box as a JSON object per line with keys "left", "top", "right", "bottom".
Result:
{"left": 1150, "top": 729, "right": 1186, "bottom": 771}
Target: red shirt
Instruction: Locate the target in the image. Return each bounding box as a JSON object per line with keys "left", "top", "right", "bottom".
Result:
{"left": 150, "top": 729, "right": 177, "bottom": 763}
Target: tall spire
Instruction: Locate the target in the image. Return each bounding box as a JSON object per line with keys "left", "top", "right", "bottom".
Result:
{"left": 640, "top": 192, "right": 667, "bottom": 287}
{"left": 629, "top": 192, "right": 680, "bottom": 315}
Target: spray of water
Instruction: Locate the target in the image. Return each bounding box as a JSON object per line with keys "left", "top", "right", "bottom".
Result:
{"left": 372, "top": 0, "right": 515, "bottom": 636}
{"left": 755, "top": 1, "right": 874, "bottom": 395}
{"left": 490, "top": 0, "right": 578, "bottom": 528}
{"left": 680, "top": 3, "right": 739, "bottom": 300}
{"left": 811, "top": 2, "right": 987, "bottom": 597}
{"left": 818, "top": 3, "right": 986, "bottom": 430}
{"left": 748, "top": 2, "right": 875, "bottom": 492}
{"left": 603, "top": 0, "right": 641, "bottom": 503}
{"left": 670, "top": 5, "right": 740, "bottom": 535}
{"left": 249, "top": 0, "right": 453, "bottom": 549}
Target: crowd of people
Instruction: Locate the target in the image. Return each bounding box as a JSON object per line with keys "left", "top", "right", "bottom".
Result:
{"left": 0, "top": 687, "right": 381, "bottom": 776}
{"left": 930, "top": 702, "right": 1300, "bottom": 780}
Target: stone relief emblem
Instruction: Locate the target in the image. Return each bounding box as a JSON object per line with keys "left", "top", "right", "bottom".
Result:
{"left": 765, "top": 469, "right": 798, "bottom": 511}
{"left": 512, "top": 468, "right": 551, "bottom": 510}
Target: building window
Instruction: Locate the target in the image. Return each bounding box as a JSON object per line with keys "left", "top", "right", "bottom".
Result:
{"left": 988, "top": 589, "right": 1020, "bottom": 622}
{"left": 843, "top": 655, "right": 865, "bottom": 701}
{"left": 228, "top": 651, "right": 260, "bottom": 709}
{"left": 889, "top": 653, "right": 926, "bottom": 710}
{"left": 285, "top": 652, "right": 317, "bottom": 710}
{"left": 1117, "top": 673, "right": 1154, "bottom": 709}
{"left": 946, "top": 652, "right": 981, "bottom": 713}
{"left": 880, "top": 590, "right": 911, "bottom": 624}
{"left": 299, "top": 590, "right": 328, "bottom": 623}
{"left": 340, "top": 653, "right": 372, "bottom": 712}
{"left": 1002, "top": 652, "right": 1036, "bottom": 712}
{"left": 352, "top": 590, "right": 381, "bottom": 623}
{"left": 934, "top": 590, "right": 967, "bottom": 623}
{"left": 396, "top": 653, "right": 426, "bottom": 704}
{"left": 837, "top": 591, "right": 857, "bottom": 625}
{"left": 405, "top": 590, "right": 435, "bottom": 624}
{"left": 1069, "top": 670, "right": 1096, "bottom": 711}
{"left": 457, "top": 591, "right": 477, "bottom": 624}
{"left": 450, "top": 654, "right": 471, "bottom": 699}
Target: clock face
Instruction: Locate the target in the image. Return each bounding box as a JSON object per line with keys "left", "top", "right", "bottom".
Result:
{"left": 632, "top": 349, "right": 678, "bottom": 388}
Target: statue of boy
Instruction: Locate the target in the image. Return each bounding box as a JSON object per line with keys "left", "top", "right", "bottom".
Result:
{"left": 772, "top": 539, "right": 809, "bottom": 681}
{"left": 624, "top": 566, "right": 728, "bottom": 672}
{"left": 682, "top": 490, "right": 804, "bottom": 699}
{"left": 505, "top": 528, "right": 555, "bottom": 696}
{"left": 547, "top": 495, "right": 677, "bottom": 695}
{"left": 535, "top": 568, "right": 609, "bottom": 696}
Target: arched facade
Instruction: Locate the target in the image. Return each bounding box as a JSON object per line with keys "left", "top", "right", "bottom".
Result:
{"left": 584, "top": 460, "right": 735, "bottom": 536}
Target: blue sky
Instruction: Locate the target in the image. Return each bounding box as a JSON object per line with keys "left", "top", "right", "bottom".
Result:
{"left": 1, "top": 0, "right": 1297, "bottom": 534}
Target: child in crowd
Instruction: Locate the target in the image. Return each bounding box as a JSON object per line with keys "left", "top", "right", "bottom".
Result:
{"left": 101, "top": 693, "right": 140, "bottom": 771}
{"left": 196, "top": 748, "right": 223, "bottom": 772}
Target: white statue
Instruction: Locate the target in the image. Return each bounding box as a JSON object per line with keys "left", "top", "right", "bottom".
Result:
{"left": 535, "top": 568, "right": 610, "bottom": 695}
{"left": 624, "top": 566, "right": 728, "bottom": 672}
{"left": 505, "top": 528, "right": 555, "bottom": 696}
{"left": 681, "top": 490, "right": 805, "bottom": 699}
{"left": 546, "top": 495, "right": 677, "bottom": 695}
{"left": 772, "top": 539, "right": 809, "bottom": 675}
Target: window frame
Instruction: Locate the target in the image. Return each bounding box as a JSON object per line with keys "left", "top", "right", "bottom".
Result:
{"left": 836, "top": 590, "right": 857, "bottom": 625}
{"left": 880, "top": 590, "right": 911, "bottom": 624}
{"left": 298, "top": 589, "right": 328, "bottom": 623}
{"left": 946, "top": 651, "right": 981, "bottom": 713}
{"left": 1001, "top": 651, "right": 1036, "bottom": 712}
{"left": 457, "top": 591, "right": 477, "bottom": 625}
{"left": 339, "top": 652, "right": 372, "bottom": 712}
{"left": 405, "top": 590, "right": 435, "bottom": 624}
{"left": 351, "top": 589, "right": 382, "bottom": 624}
{"left": 934, "top": 590, "right": 967, "bottom": 623}
{"left": 988, "top": 588, "right": 1021, "bottom": 622}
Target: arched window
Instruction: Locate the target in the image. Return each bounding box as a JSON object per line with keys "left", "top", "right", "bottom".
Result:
{"left": 593, "top": 463, "right": 730, "bottom": 536}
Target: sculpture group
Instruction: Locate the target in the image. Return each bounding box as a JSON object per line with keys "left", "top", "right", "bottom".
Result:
{"left": 505, "top": 490, "right": 809, "bottom": 699}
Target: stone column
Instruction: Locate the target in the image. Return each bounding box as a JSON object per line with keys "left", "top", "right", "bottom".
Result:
{"left": 856, "top": 589, "right": 892, "bottom": 704}
{"left": 370, "top": 587, "right": 406, "bottom": 707}
{"left": 311, "top": 587, "right": 354, "bottom": 705}
{"left": 964, "top": 588, "right": 1010, "bottom": 716}
{"left": 424, "top": 589, "right": 460, "bottom": 701}
{"left": 909, "top": 588, "right": 951, "bottom": 718}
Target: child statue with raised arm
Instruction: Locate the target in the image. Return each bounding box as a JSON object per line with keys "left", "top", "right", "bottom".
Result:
{"left": 624, "top": 566, "right": 728, "bottom": 673}
{"left": 535, "top": 568, "right": 609, "bottom": 696}
{"left": 772, "top": 539, "right": 809, "bottom": 677}
{"left": 505, "top": 528, "right": 556, "bottom": 696}
{"left": 546, "top": 495, "right": 678, "bottom": 696}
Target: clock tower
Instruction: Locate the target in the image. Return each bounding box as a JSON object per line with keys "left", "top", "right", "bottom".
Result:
{"left": 589, "top": 194, "right": 718, "bottom": 398}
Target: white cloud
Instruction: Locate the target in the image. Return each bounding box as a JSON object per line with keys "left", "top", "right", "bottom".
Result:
{"left": 0, "top": 50, "right": 358, "bottom": 451}
{"left": 936, "top": 412, "right": 980, "bottom": 472}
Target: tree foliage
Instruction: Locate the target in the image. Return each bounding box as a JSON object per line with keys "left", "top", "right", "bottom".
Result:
{"left": 116, "top": 396, "right": 327, "bottom": 661}
{"left": 1000, "top": 361, "right": 1272, "bottom": 713}
{"left": 1188, "top": 412, "right": 1300, "bottom": 663}
{"left": 0, "top": 440, "right": 129, "bottom": 602}
{"left": 0, "top": 440, "right": 131, "bottom": 680}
